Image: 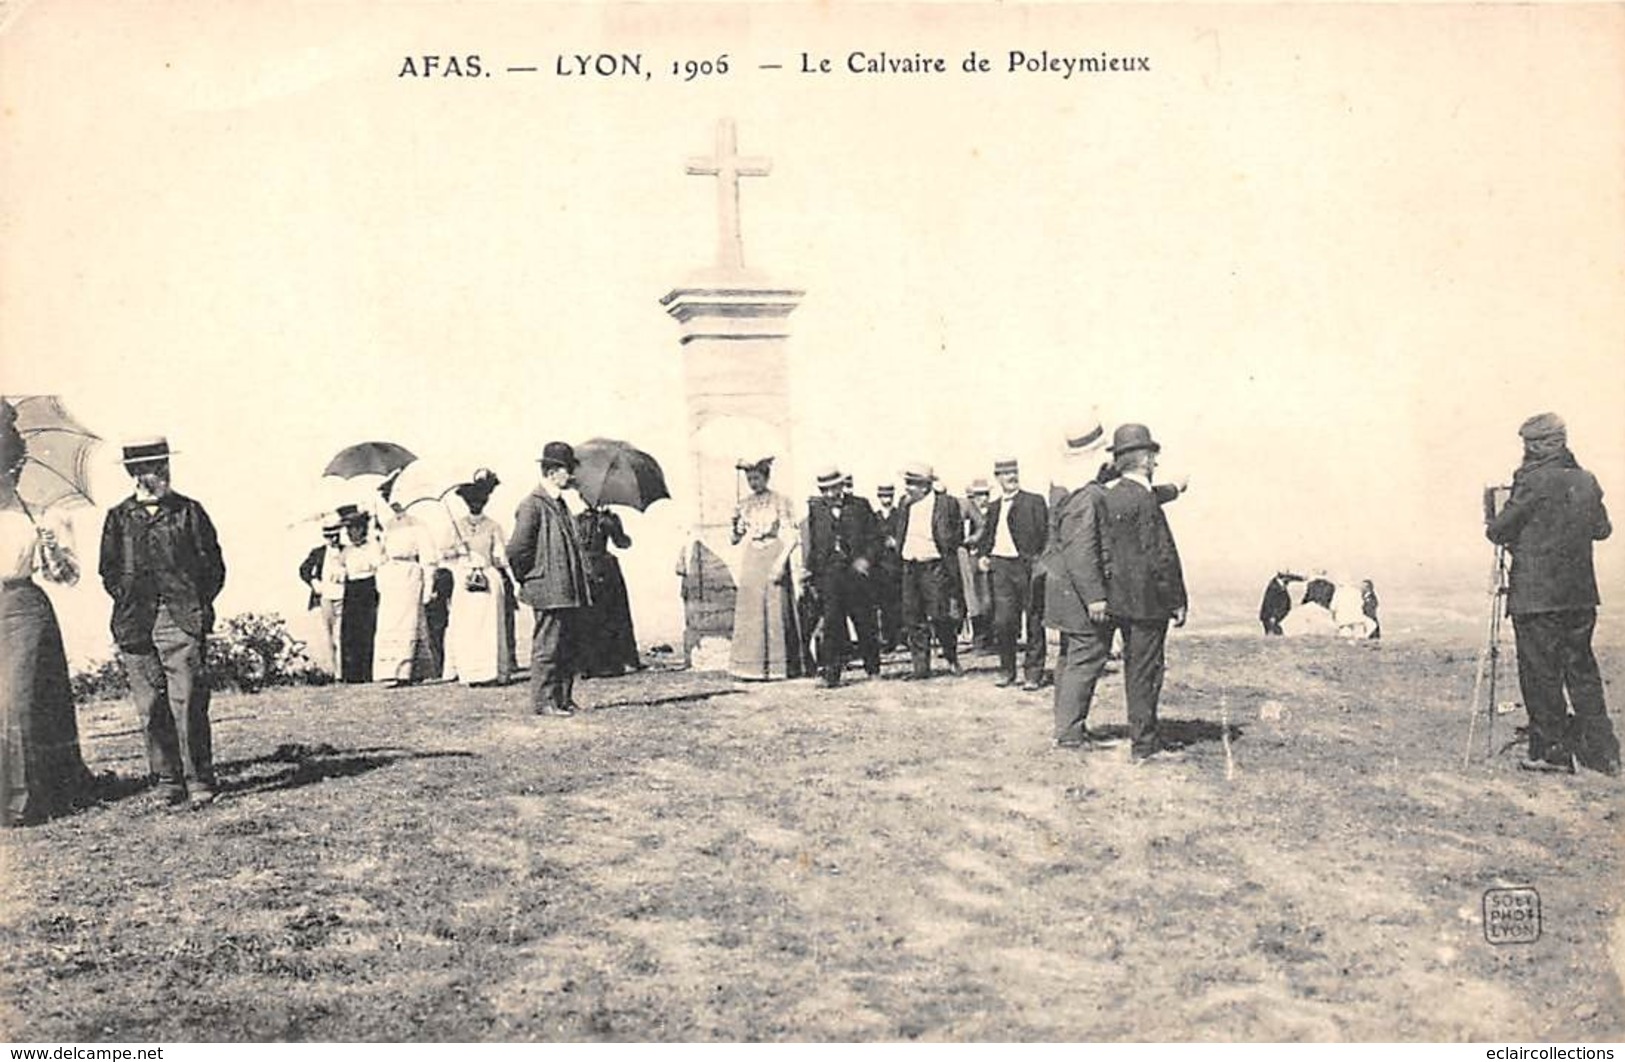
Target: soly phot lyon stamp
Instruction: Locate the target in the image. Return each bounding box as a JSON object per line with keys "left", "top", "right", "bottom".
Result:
{"left": 1483, "top": 886, "right": 1542, "bottom": 944}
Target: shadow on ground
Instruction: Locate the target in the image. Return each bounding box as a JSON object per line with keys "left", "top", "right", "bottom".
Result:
{"left": 214, "top": 743, "right": 477, "bottom": 796}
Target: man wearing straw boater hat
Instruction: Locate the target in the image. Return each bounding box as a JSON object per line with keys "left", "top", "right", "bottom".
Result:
{"left": 297, "top": 512, "right": 348, "bottom": 677}
{"left": 975, "top": 456, "right": 1050, "bottom": 691}
{"left": 99, "top": 436, "right": 227, "bottom": 807}
{"left": 896, "top": 462, "right": 966, "bottom": 680}
{"left": 803, "top": 465, "right": 881, "bottom": 687}
{"left": 1100, "top": 422, "right": 1189, "bottom": 764}
{"left": 1043, "top": 414, "right": 1120, "bottom": 750}
{"left": 872, "top": 482, "right": 905, "bottom": 652}
{"left": 508, "top": 442, "right": 592, "bottom": 717}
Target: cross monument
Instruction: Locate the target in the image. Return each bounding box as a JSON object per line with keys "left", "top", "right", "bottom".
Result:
{"left": 685, "top": 118, "right": 771, "bottom": 273}
{"left": 662, "top": 118, "right": 804, "bottom": 668}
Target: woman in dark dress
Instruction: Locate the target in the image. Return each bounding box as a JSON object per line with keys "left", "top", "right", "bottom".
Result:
{"left": 0, "top": 400, "right": 94, "bottom": 825}
{"left": 338, "top": 506, "right": 381, "bottom": 683}
{"left": 574, "top": 506, "right": 640, "bottom": 677}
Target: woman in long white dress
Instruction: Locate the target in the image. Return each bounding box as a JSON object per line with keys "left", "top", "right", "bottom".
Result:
{"left": 371, "top": 475, "right": 438, "bottom": 687}
{"left": 446, "top": 470, "right": 514, "bottom": 686}
{"left": 728, "top": 458, "right": 802, "bottom": 681}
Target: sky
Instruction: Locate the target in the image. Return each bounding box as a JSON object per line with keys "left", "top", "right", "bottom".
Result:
{"left": 3, "top": 2, "right": 1623, "bottom": 663}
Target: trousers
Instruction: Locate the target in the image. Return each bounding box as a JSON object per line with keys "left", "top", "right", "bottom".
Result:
{"left": 1119, "top": 617, "right": 1170, "bottom": 757}
{"left": 1512, "top": 609, "right": 1619, "bottom": 774}
{"left": 1053, "top": 623, "right": 1113, "bottom": 744}
{"left": 813, "top": 565, "right": 879, "bottom": 683}
{"left": 989, "top": 556, "right": 1046, "bottom": 683}
{"left": 531, "top": 607, "right": 580, "bottom": 712}
{"left": 122, "top": 604, "right": 214, "bottom": 791}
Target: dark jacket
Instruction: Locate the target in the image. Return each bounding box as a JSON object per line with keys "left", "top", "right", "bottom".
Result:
{"left": 1486, "top": 450, "right": 1611, "bottom": 614}
{"left": 99, "top": 492, "right": 226, "bottom": 652}
{"left": 1100, "top": 477, "right": 1187, "bottom": 621}
{"left": 896, "top": 490, "right": 965, "bottom": 562}
{"left": 975, "top": 490, "right": 1049, "bottom": 559}
{"left": 298, "top": 546, "right": 326, "bottom": 610}
{"left": 507, "top": 488, "right": 591, "bottom": 610}
{"left": 805, "top": 495, "right": 879, "bottom": 573}
{"left": 1042, "top": 482, "right": 1108, "bottom": 632}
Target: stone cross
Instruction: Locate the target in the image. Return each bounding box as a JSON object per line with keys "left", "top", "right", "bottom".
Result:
{"left": 686, "top": 118, "right": 771, "bottom": 272}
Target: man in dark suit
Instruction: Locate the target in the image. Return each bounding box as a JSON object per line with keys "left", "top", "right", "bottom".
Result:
{"left": 507, "top": 441, "right": 591, "bottom": 717}
{"left": 99, "top": 437, "right": 227, "bottom": 808}
{"left": 873, "top": 483, "right": 905, "bottom": 651}
{"left": 1100, "top": 424, "right": 1188, "bottom": 763}
{"left": 1043, "top": 418, "right": 1119, "bottom": 749}
{"left": 803, "top": 465, "right": 881, "bottom": 687}
{"left": 897, "top": 463, "right": 966, "bottom": 679}
{"left": 1486, "top": 412, "right": 1618, "bottom": 776}
{"left": 298, "top": 517, "right": 347, "bottom": 676}
{"left": 975, "top": 457, "right": 1049, "bottom": 689}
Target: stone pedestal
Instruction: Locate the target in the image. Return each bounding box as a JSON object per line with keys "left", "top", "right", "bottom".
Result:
{"left": 663, "top": 272, "right": 803, "bottom": 664}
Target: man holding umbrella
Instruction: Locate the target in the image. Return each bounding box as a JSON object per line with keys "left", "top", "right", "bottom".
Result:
{"left": 508, "top": 442, "right": 592, "bottom": 717}
{"left": 99, "top": 437, "right": 227, "bottom": 807}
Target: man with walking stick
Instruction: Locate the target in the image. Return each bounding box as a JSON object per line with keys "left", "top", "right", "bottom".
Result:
{"left": 1485, "top": 413, "right": 1618, "bottom": 776}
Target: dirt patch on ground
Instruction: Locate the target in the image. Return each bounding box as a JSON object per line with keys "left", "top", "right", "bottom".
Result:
{"left": 1, "top": 635, "right": 1620, "bottom": 1040}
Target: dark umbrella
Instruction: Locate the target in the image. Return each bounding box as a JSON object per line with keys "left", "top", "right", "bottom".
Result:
{"left": 574, "top": 438, "right": 670, "bottom": 511}
{"left": 323, "top": 441, "right": 417, "bottom": 479}
{"left": 3, "top": 394, "right": 102, "bottom": 512}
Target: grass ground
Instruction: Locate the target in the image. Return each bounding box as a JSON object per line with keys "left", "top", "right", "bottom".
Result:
{"left": 1, "top": 633, "right": 1621, "bottom": 1041}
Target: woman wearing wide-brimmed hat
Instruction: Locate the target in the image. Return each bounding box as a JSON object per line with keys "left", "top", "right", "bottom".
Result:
{"left": 445, "top": 469, "right": 514, "bottom": 686}
{"left": 370, "top": 471, "right": 437, "bottom": 688}
{"left": 727, "top": 457, "right": 802, "bottom": 681}
{"left": 0, "top": 400, "right": 95, "bottom": 825}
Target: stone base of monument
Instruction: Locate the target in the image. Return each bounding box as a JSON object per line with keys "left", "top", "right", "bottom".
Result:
{"left": 688, "top": 636, "right": 733, "bottom": 673}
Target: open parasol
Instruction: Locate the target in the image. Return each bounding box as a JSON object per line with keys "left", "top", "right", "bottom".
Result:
{"left": 574, "top": 438, "right": 670, "bottom": 511}
{"left": 323, "top": 441, "right": 417, "bottom": 479}
{"left": 3, "top": 394, "right": 102, "bottom": 512}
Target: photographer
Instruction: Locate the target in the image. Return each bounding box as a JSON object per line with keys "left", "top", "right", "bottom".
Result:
{"left": 1485, "top": 413, "right": 1618, "bottom": 776}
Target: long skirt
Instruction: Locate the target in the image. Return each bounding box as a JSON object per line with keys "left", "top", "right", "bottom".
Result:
{"left": 0, "top": 582, "right": 93, "bottom": 826}
{"left": 577, "top": 557, "right": 640, "bottom": 677}
{"left": 340, "top": 577, "right": 378, "bottom": 683}
{"left": 729, "top": 541, "right": 802, "bottom": 681}
{"left": 447, "top": 567, "right": 514, "bottom": 685}
{"left": 374, "top": 561, "right": 431, "bottom": 684}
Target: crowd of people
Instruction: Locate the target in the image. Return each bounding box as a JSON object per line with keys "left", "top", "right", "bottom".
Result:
{"left": 293, "top": 455, "right": 641, "bottom": 694}
{"left": 722, "top": 416, "right": 1195, "bottom": 761}
{"left": 0, "top": 403, "right": 1618, "bottom": 825}
{"left": 1258, "top": 572, "right": 1381, "bottom": 639}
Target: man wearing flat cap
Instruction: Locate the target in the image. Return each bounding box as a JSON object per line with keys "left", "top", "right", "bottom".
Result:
{"left": 1486, "top": 413, "right": 1618, "bottom": 776}
{"left": 976, "top": 457, "right": 1050, "bottom": 690}
{"left": 99, "top": 437, "right": 227, "bottom": 807}
{"left": 803, "top": 465, "right": 881, "bottom": 687}
{"left": 508, "top": 442, "right": 592, "bottom": 716}
{"left": 897, "top": 462, "right": 966, "bottom": 680}
{"left": 1100, "top": 423, "right": 1188, "bottom": 763}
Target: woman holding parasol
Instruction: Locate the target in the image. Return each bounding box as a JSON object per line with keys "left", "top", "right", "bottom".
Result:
{"left": 0, "top": 398, "right": 95, "bottom": 825}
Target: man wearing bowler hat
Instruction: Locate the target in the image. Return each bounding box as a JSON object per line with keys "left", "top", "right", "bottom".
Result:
{"left": 508, "top": 442, "right": 592, "bottom": 716}
{"left": 1100, "top": 423, "right": 1189, "bottom": 763}
{"left": 976, "top": 457, "right": 1050, "bottom": 690}
{"left": 99, "top": 437, "right": 227, "bottom": 807}
{"left": 1486, "top": 413, "right": 1618, "bottom": 776}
